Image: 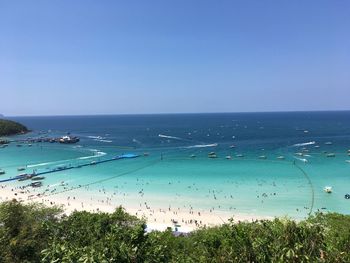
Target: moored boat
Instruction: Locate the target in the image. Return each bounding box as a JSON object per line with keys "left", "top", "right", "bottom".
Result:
{"left": 324, "top": 186, "right": 332, "bottom": 193}
{"left": 59, "top": 136, "right": 80, "bottom": 144}
{"left": 31, "top": 181, "right": 42, "bottom": 188}
{"left": 0, "top": 169, "right": 5, "bottom": 175}
{"left": 31, "top": 176, "right": 45, "bottom": 181}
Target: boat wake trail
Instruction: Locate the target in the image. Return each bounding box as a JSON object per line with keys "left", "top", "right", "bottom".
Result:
{"left": 294, "top": 157, "right": 308, "bottom": 163}
{"left": 293, "top": 141, "right": 315, "bottom": 147}
{"left": 158, "top": 134, "right": 184, "bottom": 140}
{"left": 27, "top": 152, "right": 107, "bottom": 167}
{"left": 87, "top": 135, "right": 113, "bottom": 143}
{"left": 184, "top": 143, "right": 218, "bottom": 149}
{"left": 78, "top": 151, "right": 106, "bottom": 160}
{"left": 27, "top": 161, "right": 59, "bottom": 168}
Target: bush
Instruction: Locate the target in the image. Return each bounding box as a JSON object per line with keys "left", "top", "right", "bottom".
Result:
{"left": 0, "top": 200, "right": 349, "bottom": 262}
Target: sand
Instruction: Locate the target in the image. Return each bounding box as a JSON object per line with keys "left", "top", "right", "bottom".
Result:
{"left": 0, "top": 183, "right": 272, "bottom": 232}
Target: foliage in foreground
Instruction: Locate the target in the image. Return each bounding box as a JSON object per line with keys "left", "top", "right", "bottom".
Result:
{"left": 0, "top": 200, "right": 349, "bottom": 263}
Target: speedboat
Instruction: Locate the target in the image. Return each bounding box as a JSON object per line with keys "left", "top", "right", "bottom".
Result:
{"left": 326, "top": 153, "right": 335, "bottom": 157}
{"left": 345, "top": 160, "right": 350, "bottom": 163}
{"left": 277, "top": 156, "right": 285, "bottom": 160}
{"left": 229, "top": 145, "right": 235, "bottom": 148}
{"left": 190, "top": 154, "right": 196, "bottom": 158}
{"left": 225, "top": 155, "right": 232, "bottom": 159}
{"left": 258, "top": 155, "right": 267, "bottom": 159}
{"left": 324, "top": 186, "right": 332, "bottom": 193}
{"left": 236, "top": 154, "right": 244, "bottom": 158}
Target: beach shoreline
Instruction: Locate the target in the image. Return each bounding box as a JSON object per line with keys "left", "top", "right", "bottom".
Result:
{"left": 0, "top": 184, "right": 273, "bottom": 232}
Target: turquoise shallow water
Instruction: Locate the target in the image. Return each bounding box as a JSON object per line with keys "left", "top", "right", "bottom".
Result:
{"left": 0, "top": 112, "right": 349, "bottom": 219}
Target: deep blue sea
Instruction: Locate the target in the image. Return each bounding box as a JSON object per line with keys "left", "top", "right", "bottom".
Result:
{"left": 1, "top": 111, "right": 350, "bottom": 221}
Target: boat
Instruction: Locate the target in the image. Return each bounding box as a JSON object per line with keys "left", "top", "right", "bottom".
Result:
{"left": 59, "top": 136, "right": 80, "bottom": 144}
{"left": 258, "top": 155, "right": 267, "bottom": 159}
{"left": 31, "top": 176, "right": 45, "bottom": 181}
{"left": 345, "top": 160, "right": 350, "bottom": 163}
{"left": 143, "top": 152, "right": 149, "bottom": 156}
{"left": 90, "top": 161, "right": 97, "bottom": 165}
{"left": 0, "top": 169, "right": 5, "bottom": 175}
{"left": 31, "top": 182, "right": 42, "bottom": 188}
{"left": 208, "top": 154, "right": 217, "bottom": 158}
{"left": 225, "top": 155, "right": 232, "bottom": 159}
{"left": 325, "top": 142, "right": 332, "bottom": 145}
{"left": 326, "top": 153, "right": 335, "bottom": 157}
{"left": 324, "top": 186, "right": 332, "bottom": 193}
{"left": 208, "top": 152, "right": 216, "bottom": 156}
{"left": 236, "top": 154, "right": 244, "bottom": 158}
{"left": 17, "top": 167, "right": 26, "bottom": 171}
{"left": 277, "top": 156, "right": 285, "bottom": 160}
{"left": 18, "top": 175, "right": 32, "bottom": 181}
{"left": 190, "top": 154, "right": 196, "bottom": 158}
{"left": 229, "top": 145, "right": 235, "bottom": 148}
{"left": 314, "top": 145, "right": 320, "bottom": 148}
{"left": 295, "top": 152, "right": 303, "bottom": 156}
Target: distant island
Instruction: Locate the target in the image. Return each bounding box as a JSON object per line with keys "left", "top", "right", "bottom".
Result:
{"left": 0, "top": 119, "right": 28, "bottom": 136}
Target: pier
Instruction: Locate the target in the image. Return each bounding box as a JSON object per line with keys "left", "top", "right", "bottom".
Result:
{"left": 0, "top": 153, "right": 140, "bottom": 183}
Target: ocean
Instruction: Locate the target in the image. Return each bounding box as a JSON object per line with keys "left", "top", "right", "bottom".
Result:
{"left": 1, "top": 111, "right": 350, "bottom": 220}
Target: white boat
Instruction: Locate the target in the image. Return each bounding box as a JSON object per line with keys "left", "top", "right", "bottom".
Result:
{"left": 0, "top": 169, "right": 5, "bottom": 175}
{"left": 295, "top": 152, "right": 303, "bottom": 156}
{"left": 17, "top": 167, "right": 26, "bottom": 171}
{"left": 277, "top": 156, "right": 285, "bottom": 160}
{"left": 324, "top": 186, "right": 332, "bottom": 193}
{"left": 236, "top": 154, "right": 244, "bottom": 158}
{"left": 345, "top": 160, "right": 350, "bottom": 163}
{"left": 225, "top": 155, "right": 232, "bottom": 159}
{"left": 229, "top": 145, "right": 235, "bottom": 148}
{"left": 59, "top": 136, "right": 80, "bottom": 144}
{"left": 190, "top": 154, "right": 196, "bottom": 158}
{"left": 258, "top": 155, "right": 267, "bottom": 159}
{"left": 326, "top": 153, "right": 335, "bottom": 157}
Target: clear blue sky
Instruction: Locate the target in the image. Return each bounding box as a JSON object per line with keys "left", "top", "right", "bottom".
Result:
{"left": 1, "top": 0, "right": 349, "bottom": 116}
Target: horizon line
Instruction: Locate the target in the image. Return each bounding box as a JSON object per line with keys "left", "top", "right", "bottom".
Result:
{"left": 3, "top": 109, "right": 350, "bottom": 118}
